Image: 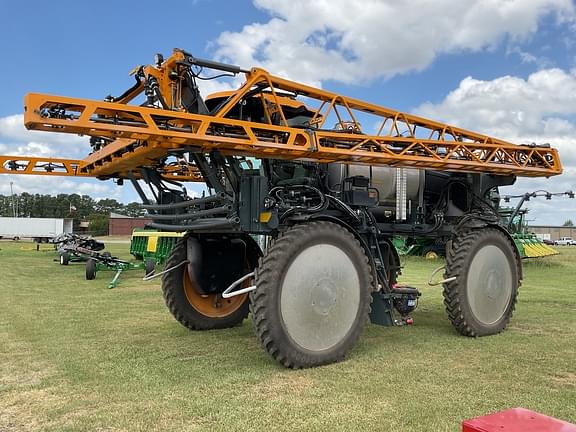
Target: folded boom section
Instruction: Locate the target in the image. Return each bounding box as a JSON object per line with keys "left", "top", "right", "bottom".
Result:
{"left": 16, "top": 48, "right": 560, "bottom": 180}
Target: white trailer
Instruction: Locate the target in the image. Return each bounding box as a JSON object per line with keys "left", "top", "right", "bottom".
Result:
{"left": 0, "top": 217, "right": 73, "bottom": 242}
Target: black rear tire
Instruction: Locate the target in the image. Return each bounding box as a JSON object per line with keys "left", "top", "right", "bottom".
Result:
{"left": 161, "top": 238, "right": 250, "bottom": 330}
{"left": 144, "top": 259, "right": 155, "bottom": 276}
{"left": 60, "top": 252, "right": 70, "bottom": 266}
{"left": 86, "top": 258, "right": 97, "bottom": 280}
{"left": 443, "top": 228, "right": 520, "bottom": 337}
{"left": 251, "top": 221, "right": 373, "bottom": 368}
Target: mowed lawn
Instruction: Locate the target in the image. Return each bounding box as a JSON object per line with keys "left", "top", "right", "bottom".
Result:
{"left": 0, "top": 240, "right": 575, "bottom": 431}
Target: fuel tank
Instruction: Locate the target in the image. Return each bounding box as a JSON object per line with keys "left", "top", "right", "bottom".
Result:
{"left": 327, "top": 164, "right": 424, "bottom": 220}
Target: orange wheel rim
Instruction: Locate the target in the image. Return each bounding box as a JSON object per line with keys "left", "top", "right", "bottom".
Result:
{"left": 183, "top": 271, "right": 248, "bottom": 318}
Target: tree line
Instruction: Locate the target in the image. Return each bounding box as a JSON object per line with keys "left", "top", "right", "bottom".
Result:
{"left": 0, "top": 193, "right": 145, "bottom": 235}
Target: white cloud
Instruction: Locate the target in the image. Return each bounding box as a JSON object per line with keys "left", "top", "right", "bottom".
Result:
{"left": 0, "top": 174, "right": 121, "bottom": 202}
{"left": 507, "top": 46, "right": 554, "bottom": 69}
{"left": 213, "top": 0, "right": 576, "bottom": 224}
{"left": 214, "top": 0, "right": 574, "bottom": 85}
{"left": 415, "top": 69, "right": 576, "bottom": 166}
{"left": 414, "top": 69, "right": 576, "bottom": 225}
{"left": 0, "top": 114, "right": 125, "bottom": 201}
{"left": 0, "top": 114, "right": 89, "bottom": 158}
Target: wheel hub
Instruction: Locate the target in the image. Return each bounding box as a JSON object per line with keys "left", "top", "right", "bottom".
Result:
{"left": 310, "top": 278, "right": 338, "bottom": 316}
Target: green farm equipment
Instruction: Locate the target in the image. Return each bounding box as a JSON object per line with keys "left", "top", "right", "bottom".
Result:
{"left": 85, "top": 253, "right": 148, "bottom": 289}
{"left": 510, "top": 232, "right": 558, "bottom": 258}
{"left": 392, "top": 236, "right": 445, "bottom": 259}
{"left": 53, "top": 233, "right": 106, "bottom": 265}
{"left": 395, "top": 204, "right": 559, "bottom": 260}
{"left": 130, "top": 229, "right": 185, "bottom": 267}
{"left": 85, "top": 230, "right": 184, "bottom": 288}
{"left": 498, "top": 207, "right": 558, "bottom": 258}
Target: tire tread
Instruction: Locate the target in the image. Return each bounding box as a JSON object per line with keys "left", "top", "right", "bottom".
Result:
{"left": 443, "top": 228, "right": 521, "bottom": 337}
{"left": 161, "top": 238, "right": 249, "bottom": 331}
{"left": 251, "top": 221, "right": 373, "bottom": 368}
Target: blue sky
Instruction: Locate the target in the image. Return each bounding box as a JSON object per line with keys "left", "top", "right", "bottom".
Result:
{"left": 1, "top": 0, "right": 575, "bottom": 224}
{"left": 0, "top": 1, "right": 265, "bottom": 116}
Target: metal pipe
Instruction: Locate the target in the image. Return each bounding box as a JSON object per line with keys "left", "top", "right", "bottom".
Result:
{"left": 508, "top": 193, "right": 531, "bottom": 231}
{"left": 147, "top": 217, "right": 239, "bottom": 231}
{"left": 428, "top": 266, "right": 457, "bottom": 286}
{"left": 92, "top": 117, "right": 148, "bottom": 128}
{"left": 180, "top": 51, "right": 249, "bottom": 74}
{"left": 222, "top": 272, "right": 256, "bottom": 298}
{"left": 128, "top": 174, "right": 151, "bottom": 205}
{"left": 149, "top": 205, "right": 233, "bottom": 220}
{"left": 141, "top": 192, "right": 227, "bottom": 210}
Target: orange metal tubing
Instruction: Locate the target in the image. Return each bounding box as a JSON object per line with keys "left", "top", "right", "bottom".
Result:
{"left": 5, "top": 48, "right": 562, "bottom": 181}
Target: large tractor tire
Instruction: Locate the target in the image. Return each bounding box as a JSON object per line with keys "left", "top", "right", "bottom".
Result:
{"left": 161, "top": 237, "right": 253, "bottom": 330}
{"left": 251, "top": 221, "right": 373, "bottom": 368}
{"left": 443, "top": 228, "right": 520, "bottom": 337}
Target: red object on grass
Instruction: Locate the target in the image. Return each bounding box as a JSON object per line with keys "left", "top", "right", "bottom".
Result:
{"left": 462, "top": 408, "right": 576, "bottom": 432}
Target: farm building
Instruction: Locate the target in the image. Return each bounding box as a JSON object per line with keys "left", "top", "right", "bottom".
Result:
{"left": 529, "top": 225, "right": 576, "bottom": 241}
{"left": 108, "top": 212, "right": 153, "bottom": 236}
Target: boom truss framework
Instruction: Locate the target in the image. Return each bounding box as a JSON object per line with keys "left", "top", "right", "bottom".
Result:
{"left": 0, "top": 154, "right": 203, "bottom": 182}
{"left": 3, "top": 49, "right": 563, "bottom": 181}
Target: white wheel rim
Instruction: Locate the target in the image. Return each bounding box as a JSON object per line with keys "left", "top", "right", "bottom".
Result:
{"left": 466, "top": 245, "right": 513, "bottom": 325}
{"left": 280, "top": 244, "right": 360, "bottom": 352}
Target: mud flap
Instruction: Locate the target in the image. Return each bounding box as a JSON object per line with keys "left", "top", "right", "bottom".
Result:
{"left": 186, "top": 237, "right": 203, "bottom": 292}
{"left": 369, "top": 292, "right": 394, "bottom": 326}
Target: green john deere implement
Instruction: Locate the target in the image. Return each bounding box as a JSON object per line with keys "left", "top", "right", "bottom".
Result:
{"left": 395, "top": 207, "right": 558, "bottom": 260}
{"left": 84, "top": 230, "right": 184, "bottom": 288}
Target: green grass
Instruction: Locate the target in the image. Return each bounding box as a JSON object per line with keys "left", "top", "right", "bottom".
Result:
{"left": 1, "top": 240, "right": 575, "bottom": 431}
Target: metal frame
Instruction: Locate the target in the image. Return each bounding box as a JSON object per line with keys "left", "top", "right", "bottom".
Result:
{"left": 13, "top": 48, "right": 560, "bottom": 181}
{"left": 0, "top": 155, "right": 87, "bottom": 176}
{"left": 0, "top": 154, "right": 203, "bottom": 182}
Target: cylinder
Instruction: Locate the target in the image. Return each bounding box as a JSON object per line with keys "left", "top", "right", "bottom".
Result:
{"left": 327, "top": 164, "right": 423, "bottom": 218}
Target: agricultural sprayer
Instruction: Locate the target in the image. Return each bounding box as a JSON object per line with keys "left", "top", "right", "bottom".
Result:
{"left": 0, "top": 49, "right": 563, "bottom": 367}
